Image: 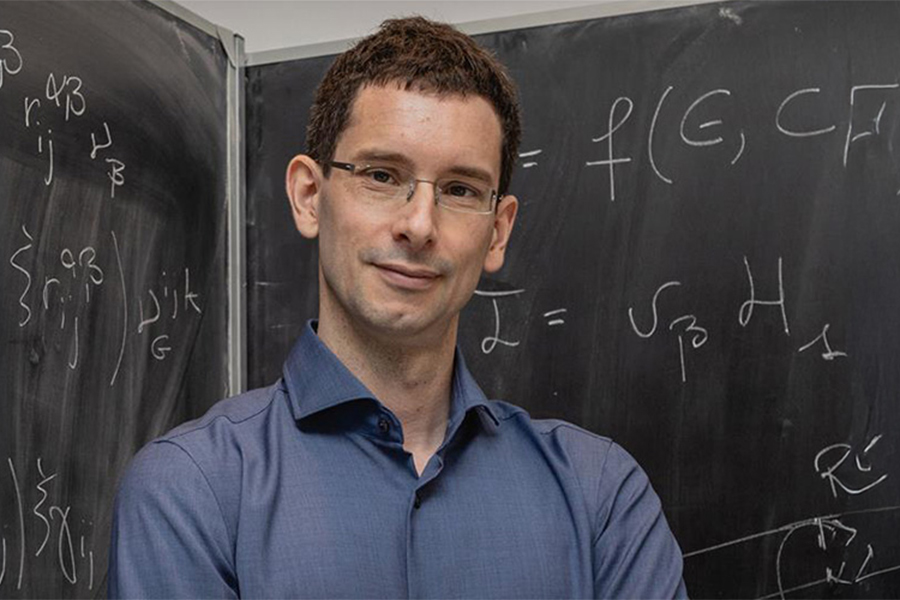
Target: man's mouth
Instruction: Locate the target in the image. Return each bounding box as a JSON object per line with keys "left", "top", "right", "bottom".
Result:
{"left": 373, "top": 262, "right": 440, "bottom": 290}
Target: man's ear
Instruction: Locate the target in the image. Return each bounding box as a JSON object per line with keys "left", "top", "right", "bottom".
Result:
{"left": 483, "top": 194, "right": 518, "bottom": 273}
{"left": 286, "top": 155, "right": 322, "bottom": 239}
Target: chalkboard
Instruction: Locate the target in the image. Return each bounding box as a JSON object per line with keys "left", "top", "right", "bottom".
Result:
{"left": 0, "top": 2, "right": 229, "bottom": 596}
{"left": 246, "top": 1, "right": 900, "bottom": 597}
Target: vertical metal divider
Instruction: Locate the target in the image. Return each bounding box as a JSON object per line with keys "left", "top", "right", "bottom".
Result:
{"left": 227, "top": 34, "right": 248, "bottom": 395}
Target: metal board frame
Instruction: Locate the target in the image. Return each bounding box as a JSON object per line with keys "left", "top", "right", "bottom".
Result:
{"left": 151, "top": 0, "right": 222, "bottom": 40}
{"left": 246, "top": 0, "right": 728, "bottom": 66}
{"left": 227, "top": 35, "right": 248, "bottom": 395}
{"left": 152, "top": 0, "right": 247, "bottom": 394}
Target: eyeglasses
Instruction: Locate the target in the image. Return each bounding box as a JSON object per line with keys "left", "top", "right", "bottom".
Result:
{"left": 327, "top": 161, "right": 499, "bottom": 215}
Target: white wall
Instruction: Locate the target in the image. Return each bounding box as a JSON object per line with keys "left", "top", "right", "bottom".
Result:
{"left": 177, "top": 1, "right": 612, "bottom": 55}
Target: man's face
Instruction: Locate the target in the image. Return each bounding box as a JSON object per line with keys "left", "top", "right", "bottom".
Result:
{"left": 288, "top": 84, "right": 517, "bottom": 345}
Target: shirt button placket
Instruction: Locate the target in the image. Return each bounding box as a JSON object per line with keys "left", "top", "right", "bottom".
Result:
{"left": 413, "top": 492, "right": 422, "bottom": 510}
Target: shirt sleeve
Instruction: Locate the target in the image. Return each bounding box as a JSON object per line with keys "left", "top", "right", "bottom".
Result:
{"left": 591, "top": 443, "right": 688, "bottom": 599}
{"left": 108, "top": 440, "right": 238, "bottom": 599}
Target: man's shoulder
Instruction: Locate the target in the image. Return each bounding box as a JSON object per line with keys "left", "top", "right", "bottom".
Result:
{"left": 116, "top": 383, "right": 288, "bottom": 535}
{"left": 485, "top": 399, "right": 647, "bottom": 499}
{"left": 487, "top": 399, "right": 616, "bottom": 455}
{"left": 127, "top": 382, "right": 286, "bottom": 478}
{"left": 161, "top": 383, "right": 283, "bottom": 444}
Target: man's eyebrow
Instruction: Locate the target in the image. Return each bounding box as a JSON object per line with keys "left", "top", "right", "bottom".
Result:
{"left": 351, "top": 150, "right": 414, "bottom": 168}
{"left": 351, "top": 149, "right": 496, "bottom": 185}
{"left": 444, "top": 165, "right": 495, "bottom": 186}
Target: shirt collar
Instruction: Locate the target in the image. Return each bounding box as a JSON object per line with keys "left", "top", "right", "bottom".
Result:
{"left": 283, "top": 320, "right": 500, "bottom": 428}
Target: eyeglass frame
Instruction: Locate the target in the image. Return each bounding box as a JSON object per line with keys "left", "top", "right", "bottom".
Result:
{"left": 325, "top": 160, "right": 502, "bottom": 215}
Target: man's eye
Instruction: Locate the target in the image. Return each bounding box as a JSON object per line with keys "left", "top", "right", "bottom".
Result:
{"left": 362, "top": 169, "right": 398, "bottom": 185}
{"left": 445, "top": 183, "right": 479, "bottom": 197}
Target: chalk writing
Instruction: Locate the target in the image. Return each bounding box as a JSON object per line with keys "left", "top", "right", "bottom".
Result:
{"left": 815, "top": 436, "right": 888, "bottom": 498}
{"left": 628, "top": 281, "right": 681, "bottom": 339}
{"left": 739, "top": 256, "right": 790, "bottom": 335}
{"left": 772, "top": 516, "right": 875, "bottom": 600}
{"left": 649, "top": 85, "right": 674, "bottom": 184}
{"left": 7, "top": 225, "right": 199, "bottom": 377}
{"left": 37, "top": 128, "right": 53, "bottom": 186}
{"left": 843, "top": 84, "right": 899, "bottom": 167}
{"left": 628, "top": 281, "right": 708, "bottom": 383}
{"left": 581, "top": 82, "right": 900, "bottom": 196}
{"left": 684, "top": 505, "right": 900, "bottom": 599}
{"left": 22, "top": 95, "right": 56, "bottom": 186}
{"left": 669, "top": 314, "right": 709, "bottom": 383}
{"left": 151, "top": 334, "right": 172, "bottom": 360}
{"left": 0, "top": 457, "right": 94, "bottom": 590}
{"left": 1, "top": 459, "right": 95, "bottom": 590}
{"left": 798, "top": 323, "right": 847, "bottom": 360}
{"left": 0, "top": 29, "right": 23, "bottom": 90}
{"left": 45, "top": 73, "right": 86, "bottom": 122}
{"left": 776, "top": 88, "right": 837, "bottom": 138}
{"left": 48, "top": 506, "right": 75, "bottom": 584}
{"left": 473, "top": 289, "right": 525, "bottom": 354}
{"left": 137, "top": 290, "right": 161, "bottom": 334}
{"left": 543, "top": 308, "right": 567, "bottom": 327}
{"left": 7, "top": 459, "right": 24, "bottom": 590}
{"left": 90, "top": 122, "right": 112, "bottom": 159}
{"left": 89, "top": 121, "right": 126, "bottom": 198}
{"left": 110, "top": 231, "right": 127, "bottom": 386}
{"left": 9, "top": 225, "right": 34, "bottom": 327}
{"left": 586, "top": 96, "right": 633, "bottom": 201}
{"left": 137, "top": 268, "right": 202, "bottom": 360}
{"left": 33, "top": 459, "right": 56, "bottom": 558}
{"left": 67, "top": 317, "right": 79, "bottom": 369}
{"left": 519, "top": 149, "right": 542, "bottom": 169}
{"left": 105, "top": 158, "right": 125, "bottom": 198}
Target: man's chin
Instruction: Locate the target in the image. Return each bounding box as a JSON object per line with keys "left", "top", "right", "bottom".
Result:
{"left": 356, "top": 307, "right": 452, "bottom": 345}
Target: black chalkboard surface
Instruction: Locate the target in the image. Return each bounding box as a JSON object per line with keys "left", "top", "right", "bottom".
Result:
{"left": 246, "top": 1, "right": 900, "bottom": 597}
{"left": 0, "top": 2, "right": 228, "bottom": 596}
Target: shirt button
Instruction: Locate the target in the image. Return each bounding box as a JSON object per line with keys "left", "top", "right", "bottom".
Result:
{"left": 377, "top": 417, "right": 390, "bottom": 434}
{"left": 414, "top": 493, "right": 422, "bottom": 509}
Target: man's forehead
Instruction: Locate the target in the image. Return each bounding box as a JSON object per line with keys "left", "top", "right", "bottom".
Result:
{"left": 338, "top": 84, "right": 503, "bottom": 172}
{"left": 343, "top": 83, "right": 499, "bottom": 129}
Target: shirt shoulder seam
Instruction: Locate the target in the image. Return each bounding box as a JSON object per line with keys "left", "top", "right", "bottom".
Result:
{"left": 534, "top": 421, "right": 615, "bottom": 544}
{"left": 155, "top": 438, "right": 235, "bottom": 553}
{"left": 163, "top": 387, "right": 277, "bottom": 442}
{"left": 538, "top": 420, "right": 612, "bottom": 444}
{"left": 591, "top": 441, "right": 617, "bottom": 545}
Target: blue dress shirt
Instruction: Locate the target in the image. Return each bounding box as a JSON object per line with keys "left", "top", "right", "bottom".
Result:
{"left": 109, "top": 321, "right": 686, "bottom": 598}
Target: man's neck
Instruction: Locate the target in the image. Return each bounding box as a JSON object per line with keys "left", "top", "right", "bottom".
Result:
{"left": 316, "top": 314, "right": 457, "bottom": 475}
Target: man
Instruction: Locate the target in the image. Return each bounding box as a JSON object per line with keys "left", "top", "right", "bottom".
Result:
{"left": 110, "top": 16, "right": 686, "bottom": 599}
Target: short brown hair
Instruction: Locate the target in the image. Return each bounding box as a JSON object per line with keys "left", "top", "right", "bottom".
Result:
{"left": 305, "top": 16, "right": 521, "bottom": 196}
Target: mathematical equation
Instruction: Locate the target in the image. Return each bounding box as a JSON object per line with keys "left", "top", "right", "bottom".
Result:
{"left": 474, "top": 255, "right": 847, "bottom": 385}
{"left": 518, "top": 81, "right": 900, "bottom": 202}
{"left": 0, "top": 28, "right": 127, "bottom": 197}
{"left": 473, "top": 288, "right": 568, "bottom": 355}
{"left": 683, "top": 434, "right": 894, "bottom": 599}
{"left": 1, "top": 458, "right": 95, "bottom": 592}
{"left": 627, "top": 256, "right": 847, "bottom": 383}
{"left": 8, "top": 226, "right": 203, "bottom": 385}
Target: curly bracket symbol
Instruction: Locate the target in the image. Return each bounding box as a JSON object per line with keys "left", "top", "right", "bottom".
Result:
{"left": 9, "top": 225, "right": 34, "bottom": 327}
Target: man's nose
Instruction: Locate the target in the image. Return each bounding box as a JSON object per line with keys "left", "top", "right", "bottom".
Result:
{"left": 391, "top": 179, "right": 438, "bottom": 250}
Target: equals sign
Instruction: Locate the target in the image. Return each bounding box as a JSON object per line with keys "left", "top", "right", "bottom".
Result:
{"left": 519, "top": 149, "right": 542, "bottom": 168}
{"left": 543, "top": 308, "right": 567, "bottom": 326}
